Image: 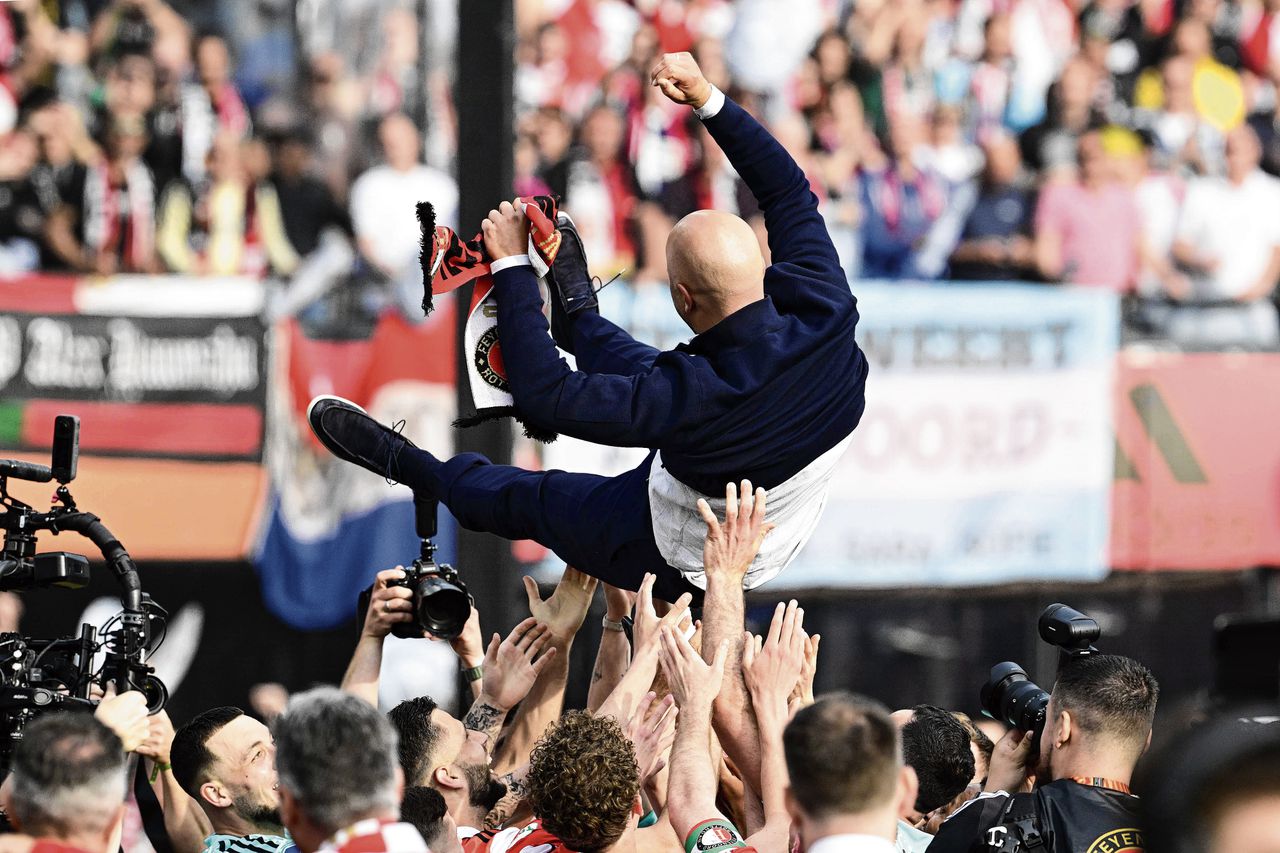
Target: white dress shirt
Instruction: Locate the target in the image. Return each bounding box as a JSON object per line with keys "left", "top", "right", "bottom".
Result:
{"left": 807, "top": 833, "right": 900, "bottom": 853}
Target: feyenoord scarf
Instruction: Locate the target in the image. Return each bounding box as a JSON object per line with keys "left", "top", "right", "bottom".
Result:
{"left": 417, "top": 195, "right": 562, "bottom": 442}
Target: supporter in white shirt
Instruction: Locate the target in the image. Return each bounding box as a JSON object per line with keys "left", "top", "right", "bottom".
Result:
{"left": 1170, "top": 125, "right": 1280, "bottom": 349}
{"left": 350, "top": 113, "right": 458, "bottom": 314}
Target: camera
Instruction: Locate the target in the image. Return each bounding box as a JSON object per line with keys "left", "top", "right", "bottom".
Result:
{"left": 980, "top": 604, "right": 1100, "bottom": 752}
{"left": 0, "top": 415, "right": 167, "bottom": 766}
{"left": 359, "top": 497, "right": 470, "bottom": 641}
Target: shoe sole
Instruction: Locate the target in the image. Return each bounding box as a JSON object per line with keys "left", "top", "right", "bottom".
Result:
{"left": 307, "top": 394, "right": 368, "bottom": 423}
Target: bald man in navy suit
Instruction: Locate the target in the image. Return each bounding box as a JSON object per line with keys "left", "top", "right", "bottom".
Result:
{"left": 308, "top": 52, "right": 868, "bottom": 602}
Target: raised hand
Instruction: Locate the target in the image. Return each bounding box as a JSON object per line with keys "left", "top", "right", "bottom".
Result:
{"left": 94, "top": 688, "right": 150, "bottom": 752}
{"left": 481, "top": 200, "right": 528, "bottom": 260}
{"left": 479, "top": 618, "right": 557, "bottom": 712}
{"left": 136, "top": 708, "right": 176, "bottom": 765}
{"left": 363, "top": 567, "right": 415, "bottom": 639}
{"left": 742, "top": 600, "right": 806, "bottom": 711}
{"left": 984, "top": 728, "right": 1037, "bottom": 794}
{"left": 650, "top": 51, "right": 713, "bottom": 110}
{"left": 631, "top": 573, "right": 693, "bottom": 658}
{"left": 659, "top": 626, "right": 729, "bottom": 712}
{"left": 626, "top": 691, "right": 678, "bottom": 783}
{"left": 249, "top": 683, "right": 289, "bottom": 723}
{"left": 699, "top": 480, "right": 774, "bottom": 582}
{"left": 790, "top": 632, "right": 821, "bottom": 712}
{"left": 522, "top": 566, "right": 598, "bottom": 646}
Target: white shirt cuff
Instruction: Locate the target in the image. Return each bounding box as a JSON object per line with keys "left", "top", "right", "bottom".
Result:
{"left": 694, "top": 86, "right": 726, "bottom": 120}
{"left": 490, "top": 254, "right": 531, "bottom": 274}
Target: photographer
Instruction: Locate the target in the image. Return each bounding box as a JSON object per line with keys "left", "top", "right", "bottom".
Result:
{"left": 384, "top": 568, "right": 594, "bottom": 837}
{"left": 340, "top": 565, "right": 467, "bottom": 711}
{"left": 927, "top": 655, "right": 1159, "bottom": 853}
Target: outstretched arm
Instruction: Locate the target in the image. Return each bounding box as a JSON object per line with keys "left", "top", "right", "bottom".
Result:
{"left": 483, "top": 205, "right": 703, "bottom": 446}
{"left": 493, "top": 568, "right": 597, "bottom": 774}
{"left": 341, "top": 567, "right": 415, "bottom": 706}
{"left": 662, "top": 631, "right": 745, "bottom": 846}
{"left": 652, "top": 52, "right": 848, "bottom": 305}
{"left": 699, "top": 482, "right": 774, "bottom": 795}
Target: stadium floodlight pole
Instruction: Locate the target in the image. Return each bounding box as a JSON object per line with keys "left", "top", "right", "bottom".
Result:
{"left": 454, "top": 0, "right": 521, "bottom": 638}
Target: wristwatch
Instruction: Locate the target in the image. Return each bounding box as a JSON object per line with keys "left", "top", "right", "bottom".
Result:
{"left": 462, "top": 664, "right": 484, "bottom": 683}
{"left": 602, "top": 616, "right": 626, "bottom": 633}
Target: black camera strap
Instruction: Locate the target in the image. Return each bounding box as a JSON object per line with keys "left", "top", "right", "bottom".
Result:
{"left": 985, "top": 793, "right": 1045, "bottom": 852}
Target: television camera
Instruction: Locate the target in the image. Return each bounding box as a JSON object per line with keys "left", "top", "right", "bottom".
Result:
{"left": 0, "top": 415, "right": 166, "bottom": 764}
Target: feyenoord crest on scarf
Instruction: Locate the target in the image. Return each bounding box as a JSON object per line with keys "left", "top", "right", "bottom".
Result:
{"left": 416, "top": 195, "right": 562, "bottom": 442}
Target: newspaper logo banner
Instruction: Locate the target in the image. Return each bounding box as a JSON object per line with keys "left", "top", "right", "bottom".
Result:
{"left": 775, "top": 283, "right": 1119, "bottom": 588}
{"left": 0, "top": 312, "right": 264, "bottom": 405}
{"left": 0, "top": 311, "right": 267, "bottom": 461}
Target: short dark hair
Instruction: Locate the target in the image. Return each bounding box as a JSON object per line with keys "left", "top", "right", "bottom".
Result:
{"left": 387, "top": 696, "right": 441, "bottom": 787}
{"left": 274, "top": 687, "right": 400, "bottom": 836}
{"left": 526, "top": 711, "right": 638, "bottom": 853}
{"left": 952, "top": 712, "right": 994, "bottom": 784}
{"left": 9, "top": 712, "right": 127, "bottom": 837}
{"left": 171, "top": 706, "right": 245, "bottom": 799}
{"left": 901, "top": 705, "right": 976, "bottom": 814}
{"left": 784, "top": 693, "right": 901, "bottom": 819}
{"left": 401, "top": 786, "right": 450, "bottom": 848}
{"left": 1052, "top": 654, "right": 1159, "bottom": 755}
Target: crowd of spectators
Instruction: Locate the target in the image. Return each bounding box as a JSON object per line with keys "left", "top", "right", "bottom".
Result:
{"left": 5, "top": 0, "right": 1280, "bottom": 346}
{"left": 0, "top": 0, "right": 450, "bottom": 323}
{"left": 0, "top": 485, "right": 1275, "bottom": 853}
{"left": 512, "top": 0, "right": 1280, "bottom": 350}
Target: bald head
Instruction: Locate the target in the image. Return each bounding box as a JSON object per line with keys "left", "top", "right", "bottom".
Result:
{"left": 666, "top": 210, "right": 765, "bottom": 333}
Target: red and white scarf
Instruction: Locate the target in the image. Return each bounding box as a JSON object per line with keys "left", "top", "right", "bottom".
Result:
{"left": 83, "top": 160, "right": 155, "bottom": 270}
{"left": 418, "top": 195, "right": 563, "bottom": 441}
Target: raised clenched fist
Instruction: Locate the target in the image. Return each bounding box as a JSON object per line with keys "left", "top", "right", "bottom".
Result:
{"left": 650, "top": 52, "right": 712, "bottom": 110}
{"left": 481, "top": 200, "right": 528, "bottom": 261}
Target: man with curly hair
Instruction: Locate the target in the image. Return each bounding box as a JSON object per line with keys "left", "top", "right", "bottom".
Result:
{"left": 464, "top": 712, "right": 641, "bottom": 853}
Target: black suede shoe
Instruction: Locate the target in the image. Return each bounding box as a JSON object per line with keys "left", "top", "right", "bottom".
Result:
{"left": 547, "top": 213, "right": 598, "bottom": 353}
{"left": 307, "top": 395, "right": 415, "bottom": 482}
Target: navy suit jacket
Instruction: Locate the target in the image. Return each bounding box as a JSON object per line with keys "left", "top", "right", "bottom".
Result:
{"left": 492, "top": 94, "right": 868, "bottom": 496}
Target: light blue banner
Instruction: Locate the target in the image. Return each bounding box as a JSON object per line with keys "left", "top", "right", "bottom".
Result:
{"left": 774, "top": 282, "right": 1121, "bottom": 589}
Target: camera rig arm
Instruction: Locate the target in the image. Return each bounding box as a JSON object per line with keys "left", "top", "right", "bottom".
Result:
{"left": 52, "top": 510, "right": 143, "bottom": 612}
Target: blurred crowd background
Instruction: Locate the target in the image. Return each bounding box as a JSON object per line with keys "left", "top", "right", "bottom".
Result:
{"left": 4, "top": 0, "right": 1280, "bottom": 349}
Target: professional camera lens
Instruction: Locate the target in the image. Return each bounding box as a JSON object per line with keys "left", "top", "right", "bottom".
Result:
{"left": 1038, "top": 603, "right": 1101, "bottom": 652}
{"left": 140, "top": 674, "right": 168, "bottom": 714}
{"left": 981, "top": 661, "right": 1051, "bottom": 748}
{"left": 413, "top": 575, "right": 471, "bottom": 640}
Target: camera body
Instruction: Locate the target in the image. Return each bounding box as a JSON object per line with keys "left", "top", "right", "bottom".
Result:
{"left": 358, "top": 497, "right": 471, "bottom": 641}
{"left": 385, "top": 555, "right": 471, "bottom": 641}
{"left": 980, "top": 604, "right": 1101, "bottom": 754}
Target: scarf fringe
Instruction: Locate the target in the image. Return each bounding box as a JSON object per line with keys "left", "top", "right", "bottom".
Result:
{"left": 416, "top": 201, "right": 437, "bottom": 316}
{"left": 452, "top": 408, "right": 559, "bottom": 444}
